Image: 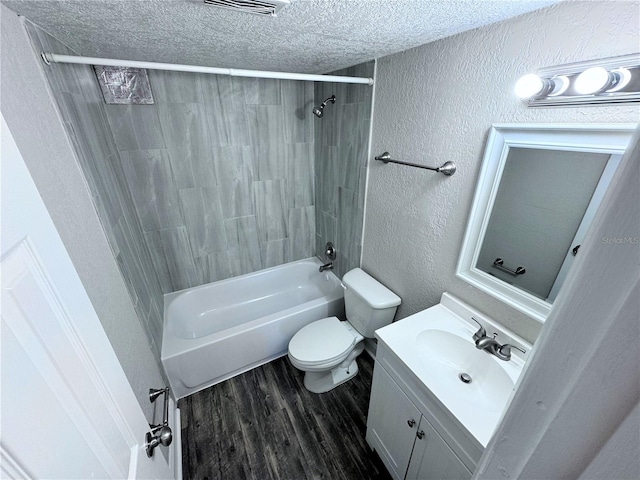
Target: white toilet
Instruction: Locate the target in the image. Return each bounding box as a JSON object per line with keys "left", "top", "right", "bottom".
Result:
{"left": 288, "top": 268, "right": 401, "bottom": 393}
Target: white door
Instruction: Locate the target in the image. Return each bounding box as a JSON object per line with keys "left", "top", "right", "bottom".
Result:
{"left": 0, "top": 115, "right": 174, "bottom": 480}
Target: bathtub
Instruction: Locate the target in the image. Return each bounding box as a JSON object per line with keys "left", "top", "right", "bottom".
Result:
{"left": 161, "top": 257, "right": 345, "bottom": 399}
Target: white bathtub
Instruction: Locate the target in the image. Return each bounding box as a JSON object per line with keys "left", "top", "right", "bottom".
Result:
{"left": 161, "top": 257, "right": 345, "bottom": 399}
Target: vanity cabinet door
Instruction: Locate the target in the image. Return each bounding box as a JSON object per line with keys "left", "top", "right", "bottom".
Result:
{"left": 406, "top": 417, "right": 472, "bottom": 480}
{"left": 366, "top": 363, "right": 421, "bottom": 480}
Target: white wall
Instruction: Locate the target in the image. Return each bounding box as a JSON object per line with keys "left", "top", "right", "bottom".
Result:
{"left": 363, "top": 0, "right": 640, "bottom": 342}
{"left": 1, "top": 5, "right": 165, "bottom": 419}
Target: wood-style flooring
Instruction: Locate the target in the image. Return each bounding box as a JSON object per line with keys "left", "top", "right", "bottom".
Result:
{"left": 178, "top": 353, "right": 391, "bottom": 480}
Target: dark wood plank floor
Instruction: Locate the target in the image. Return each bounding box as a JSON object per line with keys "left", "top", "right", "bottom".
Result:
{"left": 178, "top": 353, "right": 391, "bottom": 480}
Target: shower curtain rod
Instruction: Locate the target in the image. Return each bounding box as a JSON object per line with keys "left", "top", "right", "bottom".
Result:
{"left": 40, "top": 53, "right": 374, "bottom": 86}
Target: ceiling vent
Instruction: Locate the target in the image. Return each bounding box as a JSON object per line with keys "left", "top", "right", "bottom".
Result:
{"left": 203, "top": 0, "right": 291, "bottom": 16}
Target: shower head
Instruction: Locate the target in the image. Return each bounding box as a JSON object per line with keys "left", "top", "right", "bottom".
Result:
{"left": 313, "top": 95, "right": 336, "bottom": 118}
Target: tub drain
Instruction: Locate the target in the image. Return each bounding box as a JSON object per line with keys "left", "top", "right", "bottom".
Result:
{"left": 458, "top": 373, "right": 472, "bottom": 384}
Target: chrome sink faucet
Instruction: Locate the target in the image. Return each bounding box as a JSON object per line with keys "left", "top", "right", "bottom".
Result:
{"left": 471, "top": 317, "right": 525, "bottom": 361}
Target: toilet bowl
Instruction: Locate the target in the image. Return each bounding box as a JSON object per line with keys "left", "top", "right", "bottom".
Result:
{"left": 287, "top": 268, "right": 401, "bottom": 393}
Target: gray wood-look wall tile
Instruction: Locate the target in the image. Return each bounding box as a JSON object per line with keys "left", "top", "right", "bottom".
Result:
{"left": 113, "top": 215, "right": 153, "bottom": 314}
{"left": 337, "top": 142, "right": 360, "bottom": 192}
{"left": 158, "top": 102, "right": 215, "bottom": 188}
{"left": 178, "top": 187, "right": 226, "bottom": 258}
{"left": 318, "top": 210, "right": 337, "bottom": 247}
{"left": 316, "top": 145, "right": 337, "bottom": 216}
{"left": 344, "top": 63, "right": 375, "bottom": 104}
{"left": 147, "top": 302, "right": 164, "bottom": 356}
{"left": 149, "top": 70, "right": 203, "bottom": 103}
{"left": 337, "top": 103, "right": 359, "bottom": 146}
{"left": 120, "top": 149, "right": 183, "bottom": 231}
{"left": 224, "top": 216, "right": 262, "bottom": 276}
{"left": 244, "top": 78, "right": 282, "bottom": 105}
{"left": 282, "top": 80, "right": 314, "bottom": 144}
{"left": 253, "top": 179, "right": 288, "bottom": 243}
{"left": 286, "top": 142, "right": 314, "bottom": 208}
{"left": 104, "top": 104, "right": 167, "bottom": 151}
{"left": 337, "top": 187, "right": 359, "bottom": 278}
{"left": 247, "top": 105, "right": 287, "bottom": 181}
{"left": 145, "top": 227, "right": 200, "bottom": 292}
{"left": 205, "top": 252, "right": 233, "bottom": 283}
{"left": 261, "top": 239, "right": 290, "bottom": 269}
{"left": 62, "top": 92, "right": 118, "bottom": 161}
{"left": 25, "top": 22, "right": 102, "bottom": 103}
{"left": 201, "top": 75, "right": 249, "bottom": 147}
{"left": 213, "top": 145, "right": 255, "bottom": 219}
{"left": 289, "top": 206, "right": 316, "bottom": 261}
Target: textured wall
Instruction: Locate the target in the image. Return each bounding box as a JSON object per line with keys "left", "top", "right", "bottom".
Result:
{"left": 314, "top": 61, "right": 374, "bottom": 278}
{"left": 104, "top": 72, "right": 316, "bottom": 292}
{"left": 364, "top": 0, "right": 640, "bottom": 343}
{"left": 2, "top": 8, "right": 165, "bottom": 418}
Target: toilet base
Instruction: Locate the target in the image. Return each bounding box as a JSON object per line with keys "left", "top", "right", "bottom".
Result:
{"left": 303, "top": 359, "right": 359, "bottom": 393}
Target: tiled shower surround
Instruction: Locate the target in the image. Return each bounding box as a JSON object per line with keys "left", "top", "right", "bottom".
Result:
{"left": 26, "top": 20, "right": 373, "bottom": 362}
{"left": 103, "top": 71, "right": 316, "bottom": 292}
{"left": 315, "top": 62, "right": 374, "bottom": 278}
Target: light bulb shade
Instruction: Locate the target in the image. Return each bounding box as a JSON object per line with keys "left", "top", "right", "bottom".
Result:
{"left": 607, "top": 68, "right": 632, "bottom": 92}
{"left": 514, "top": 73, "right": 546, "bottom": 99}
{"left": 574, "top": 67, "right": 612, "bottom": 94}
{"left": 548, "top": 75, "right": 570, "bottom": 96}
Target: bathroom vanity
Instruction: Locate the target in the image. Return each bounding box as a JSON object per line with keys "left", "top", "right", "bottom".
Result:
{"left": 366, "top": 293, "right": 529, "bottom": 480}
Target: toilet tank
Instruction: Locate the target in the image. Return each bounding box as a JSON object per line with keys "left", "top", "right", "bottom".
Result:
{"left": 342, "top": 268, "right": 401, "bottom": 338}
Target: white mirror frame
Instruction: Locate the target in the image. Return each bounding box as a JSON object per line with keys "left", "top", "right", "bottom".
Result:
{"left": 456, "top": 123, "right": 637, "bottom": 323}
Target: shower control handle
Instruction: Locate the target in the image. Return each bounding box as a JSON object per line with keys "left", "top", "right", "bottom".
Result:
{"left": 325, "top": 242, "right": 336, "bottom": 260}
{"left": 407, "top": 419, "right": 416, "bottom": 428}
{"left": 416, "top": 430, "right": 425, "bottom": 440}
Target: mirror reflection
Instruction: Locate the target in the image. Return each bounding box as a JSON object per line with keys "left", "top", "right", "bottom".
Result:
{"left": 475, "top": 148, "right": 617, "bottom": 303}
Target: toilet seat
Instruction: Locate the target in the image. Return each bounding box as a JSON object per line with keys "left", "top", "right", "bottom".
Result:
{"left": 288, "top": 317, "right": 362, "bottom": 368}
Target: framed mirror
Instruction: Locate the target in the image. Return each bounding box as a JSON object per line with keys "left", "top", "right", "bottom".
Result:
{"left": 457, "top": 124, "right": 636, "bottom": 323}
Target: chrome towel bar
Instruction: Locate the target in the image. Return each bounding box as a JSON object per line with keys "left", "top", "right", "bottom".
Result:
{"left": 493, "top": 258, "right": 526, "bottom": 276}
{"left": 374, "top": 152, "right": 456, "bottom": 176}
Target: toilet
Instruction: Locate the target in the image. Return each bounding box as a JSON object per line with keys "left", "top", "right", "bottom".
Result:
{"left": 288, "top": 268, "right": 401, "bottom": 393}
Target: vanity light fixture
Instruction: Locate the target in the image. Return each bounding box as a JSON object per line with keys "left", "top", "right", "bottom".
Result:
{"left": 514, "top": 74, "right": 569, "bottom": 99}
{"left": 574, "top": 66, "right": 631, "bottom": 94}
{"left": 515, "top": 53, "right": 639, "bottom": 107}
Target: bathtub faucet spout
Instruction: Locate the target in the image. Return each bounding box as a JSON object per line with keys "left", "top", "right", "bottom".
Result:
{"left": 319, "top": 262, "right": 333, "bottom": 272}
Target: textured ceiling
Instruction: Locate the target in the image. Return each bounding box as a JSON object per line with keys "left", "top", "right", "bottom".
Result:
{"left": 3, "top": 0, "right": 560, "bottom": 73}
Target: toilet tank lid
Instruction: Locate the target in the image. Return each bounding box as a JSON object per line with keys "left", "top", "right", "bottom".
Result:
{"left": 342, "top": 268, "right": 401, "bottom": 309}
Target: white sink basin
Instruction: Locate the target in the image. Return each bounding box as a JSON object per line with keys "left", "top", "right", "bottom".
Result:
{"left": 374, "top": 293, "right": 530, "bottom": 447}
{"left": 416, "top": 329, "right": 515, "bottom": 413}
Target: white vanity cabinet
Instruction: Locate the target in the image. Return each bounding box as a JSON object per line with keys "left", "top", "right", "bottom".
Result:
{"left": 366, "top": 363, "right": 422, "bottom": 479}
{"left": 366, "top": 342, "right": 481, "bottom": 480}
{"left": 405, "top": 417, "right": 472, "bottom": 480}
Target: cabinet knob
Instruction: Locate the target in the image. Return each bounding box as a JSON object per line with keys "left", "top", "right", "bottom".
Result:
{"left": 416, "top": 430, "right": 425, "bottom": 440}
{"left": 407, "top": 419, "right": 416, "bottom": 428}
